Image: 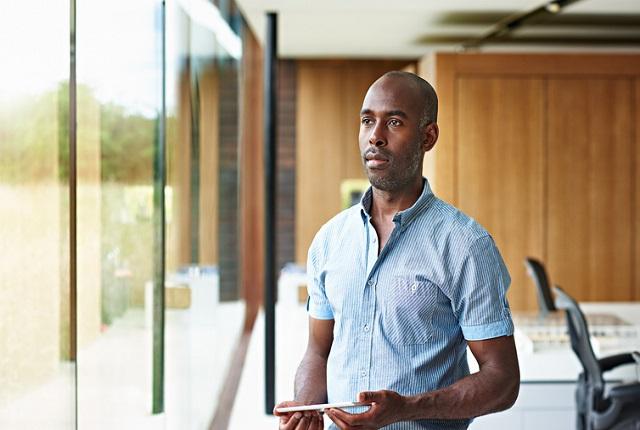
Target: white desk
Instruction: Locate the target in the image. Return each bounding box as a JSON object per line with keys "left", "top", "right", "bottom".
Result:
{"left": 470, "top": 303, "right": 640, "bottom": 429}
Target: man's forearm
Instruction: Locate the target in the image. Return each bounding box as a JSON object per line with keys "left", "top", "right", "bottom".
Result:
{"left": 402, "top": 363, "right": 519, "bottom": 421}
{"left": 293, "top": 350, "right": 328, "bottom": 404}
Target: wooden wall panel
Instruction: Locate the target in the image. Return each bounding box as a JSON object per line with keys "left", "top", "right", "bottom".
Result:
{"left": 547, "top": 78, "right": 633, "bottom": 302}
{"left": 239, "top": 29, "right": 264, "bottom": 314}
{"left": 199, "top": 66, "right": 219, "bottom": 265}
{"left": 636, "top": 79, "right": 640, "bottom": 301}
{"left": 436, "top": 53, "right": 640, "bottom": 77}
{"left": 166, "top": 70, "right": 192, "bottom": 273}
{"left": 456, "top": 78, "right": 544, "bottom": 311}
{"left": 420, "top": 53, "right": 640, "bottom": 305}
{"left": 416, "top": 55, "right": 436, "bottom": 185}
{"left": 295, "top": 60, "right": 414, "bottom": 264}
{"left": 296, "top": 64, "right": 345, "bottom": 265}
{"left": 425, "top": 54, "right": 457, "bottom": 202}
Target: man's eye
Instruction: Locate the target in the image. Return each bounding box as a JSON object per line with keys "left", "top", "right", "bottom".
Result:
{"left": 388, "top": 119, "right": 402, "bottom": 127}
{"left": 361, "top": 118, "right": 373, "bottom": 126}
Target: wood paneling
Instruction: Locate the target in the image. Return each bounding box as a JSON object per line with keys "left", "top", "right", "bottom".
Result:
{"left": 456, "top": 78, "right": 544, "bottom": 311}
{"left": 417, "top": 54, "right": 437, "bottom": 189}
{"left": 239, "top": 28, "right": 264, "bottom": 314}
{"left": 426, "top": 54, "right": 457, "bottom": 202}
{"left": 295, "top": 60, "right": 413, "bottom": 264}
{"left": 296, "top": 63, "right": 345, "bottom": 265}
{"left": 547, "top": 79, "right": 633, "bottom": 302}
{"left": 636, "top": 79, "right": 640, "bottom": 301}
{"left": 422, "top": 53, "right": 640, "bottom": 307}
{"left": 199, "top": 66, "right": 219, "bottom": 265}
{"left": 437, "top": 53, "right": 640, "bottom": 76}
{"left": 167, "top": 70, "right": 192, "bottom": 272}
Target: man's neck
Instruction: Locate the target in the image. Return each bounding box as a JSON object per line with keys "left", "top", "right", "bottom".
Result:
{"left": 370, "top": 177, "right": 423, "bottom": 222}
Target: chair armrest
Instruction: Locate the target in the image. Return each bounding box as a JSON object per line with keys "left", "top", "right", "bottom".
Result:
{"left": 608, "top": 382, "right": 640, "bottom": 403}
{"left": 598, "top": 353, "right": 635, "bottom": 373}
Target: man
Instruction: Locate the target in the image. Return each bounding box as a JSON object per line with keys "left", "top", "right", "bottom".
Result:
{"left": 274, "top": 71, "right": 519, "bottom": 430}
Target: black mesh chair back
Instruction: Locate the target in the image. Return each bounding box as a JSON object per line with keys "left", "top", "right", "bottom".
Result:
{"left": 553, "top": 285, "right": 640, "bottom": 430}
{"left": 524, "top": 257, "right": 556, "bottom": 315}
{"left": 553, "top": 286, "right": 604, "bottom": 395}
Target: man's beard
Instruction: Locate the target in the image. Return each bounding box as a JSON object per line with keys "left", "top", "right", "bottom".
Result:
{"left": 365, "top": 148, "right": 423, "bottom": 192}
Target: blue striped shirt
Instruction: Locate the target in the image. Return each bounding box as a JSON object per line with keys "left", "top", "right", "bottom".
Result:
{"left": 306, "top": 178, "right": 513, "bottom": 429}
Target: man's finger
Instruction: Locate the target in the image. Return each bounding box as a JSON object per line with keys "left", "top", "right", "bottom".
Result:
{"left": 330, "top": 407, "right": 371, "bottom": 427}
{"left": 279, "top": 414, "right": 291, "bottom": 425}
{"left": 293, "top": 414, "right": 310, "bottom": 430}
{"left": 331, "top": 406, "right": 371, "bottom": 425}
{"left": 308, "top": 413, "right": 323, "bottom": 430}
{"left": 358, "top": 390, "right": 382, "bottom": 403}
{"left": 325, "top": 409, "right": 352, "bottom": 430}
{"left": 281, "top": 412, "right": 302, "bottom": 430}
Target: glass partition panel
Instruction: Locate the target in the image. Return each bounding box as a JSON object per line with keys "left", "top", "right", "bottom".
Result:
{"left": 164, "top": 0, "right": 244, "bottom": 427}
{"left": 75, "top": 0, "right": 162, "bottom": 427}
{"left": 1, "top": 1, "right": 245, "bottom": 427}
{"left": 0, "top": 1, "right": 74, "bottom": 428}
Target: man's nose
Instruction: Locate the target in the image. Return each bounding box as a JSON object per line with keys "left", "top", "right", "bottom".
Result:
{"left": 368, "top": 123, "right": 386, "bottom": 146}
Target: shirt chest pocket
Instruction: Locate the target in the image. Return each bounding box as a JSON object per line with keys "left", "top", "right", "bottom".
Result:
{"left": 381, "top": 276, "right": 438, "bottom": 345}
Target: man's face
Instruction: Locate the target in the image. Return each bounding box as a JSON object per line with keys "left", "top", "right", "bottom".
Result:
{"left": 359, "top": 76, "right": 428, "bottom": 192}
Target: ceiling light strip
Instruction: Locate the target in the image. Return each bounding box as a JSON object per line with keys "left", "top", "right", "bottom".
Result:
{"left": 463, "top": 0, "right": 583, "bottom": 49}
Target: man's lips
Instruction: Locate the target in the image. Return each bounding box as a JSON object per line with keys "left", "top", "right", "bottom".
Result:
{"left": 365, "top": 158, "right": 389, "bottom": 168}
{"left": 364, "top": 152, "right": 389, "bottom": 168}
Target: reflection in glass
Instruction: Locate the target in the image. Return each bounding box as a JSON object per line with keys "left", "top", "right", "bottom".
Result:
{"left": 75, "top": 0, "right": 162, "bottom": 427}
{"left": 1, "top": 0, "right": 246, "bottom": 427}
{"left": 163, "top": 1, "right": 245, "bottom": 427}
{"left": 0, "top": 1, "right": 74, "bottom": 428}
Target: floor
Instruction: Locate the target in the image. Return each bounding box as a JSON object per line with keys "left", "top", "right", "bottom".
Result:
{"left": 229, "top": 302, "right": 309, "bottom": 429}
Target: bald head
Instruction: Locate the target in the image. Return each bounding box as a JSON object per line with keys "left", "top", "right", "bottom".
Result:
{"left": 373, "top": 71, "right": 438, "bottom": 128}
{"left": 359, "top": 70, "right": 440, "bottom": 192}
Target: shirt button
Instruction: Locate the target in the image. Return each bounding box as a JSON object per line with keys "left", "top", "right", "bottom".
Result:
{"left": 372, "top": 237, "right": 377, "bottom": 243}
{"left": 360, "top": 370, "right": 367, "bottom": 377}
{"left": 364, "top": 324, "right": 369, "bottom": 332}
{"left": 367, "top": 279, "right": 374, "bottom": 286}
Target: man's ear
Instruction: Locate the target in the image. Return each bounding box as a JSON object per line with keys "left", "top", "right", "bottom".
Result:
{"left": 422, "top": 123, "right": 439, "bottom": 152}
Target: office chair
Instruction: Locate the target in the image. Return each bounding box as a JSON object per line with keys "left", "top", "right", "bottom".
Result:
{"left": 553, "top": 286, "right": 640, "bottom": 430}
{"left": 524, "top": 257, "right": 556, "bottom": 316}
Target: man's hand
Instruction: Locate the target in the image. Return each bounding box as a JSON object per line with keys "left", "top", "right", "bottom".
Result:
{"left": 325, "top": 390, "right": 406, "bottom": 430}
{"left": 273, "top": 401, "right": 324, "bottom": 430}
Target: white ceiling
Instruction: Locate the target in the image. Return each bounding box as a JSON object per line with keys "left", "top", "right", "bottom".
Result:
{"left": 235, "top": 0, "right": 640, "bottom": 58}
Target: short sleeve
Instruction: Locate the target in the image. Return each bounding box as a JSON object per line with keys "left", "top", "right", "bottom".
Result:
{"left": 306, "top": 231, "right": 334, "bottom": 320}
{"left": 452, "top": 235, "right": 514, "bottom": 341}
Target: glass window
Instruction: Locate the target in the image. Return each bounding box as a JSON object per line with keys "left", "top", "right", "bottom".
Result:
{"left": 75, "top": 0, "right": 163, "bottom": 427}
{"left": 164, "top": 0, "right": 244, "bottom": 426}
{"left": 1, "top": 1, "right": 246, "bottom": 427}
{"left": 0, "top": 1, "right": 74, "bottom": 428}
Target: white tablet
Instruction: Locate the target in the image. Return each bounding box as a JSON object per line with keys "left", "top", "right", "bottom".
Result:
{"left": 275, "top": 401, "right": 371, "bottom": 413}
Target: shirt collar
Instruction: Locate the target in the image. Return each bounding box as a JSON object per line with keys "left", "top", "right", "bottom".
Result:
{"left": 359, "top": 177, "right": 435, "bottom": 228}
